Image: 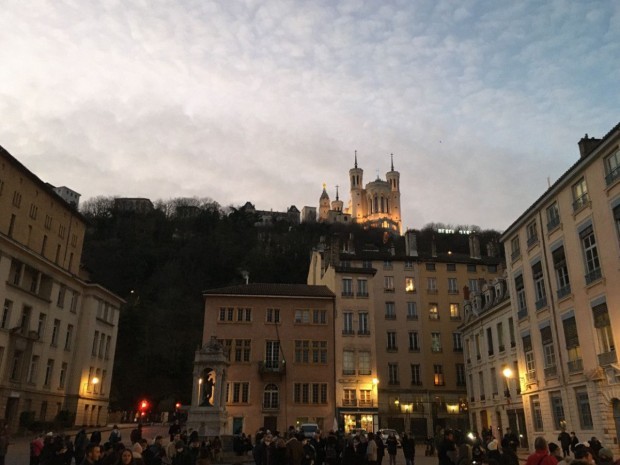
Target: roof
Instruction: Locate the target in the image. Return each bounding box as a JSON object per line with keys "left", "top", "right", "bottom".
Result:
{"left": 203, "top": 283, "right": 335, "bottom": 298}
{"left": 501, "top": 122, "right": 620, "bottom": 240}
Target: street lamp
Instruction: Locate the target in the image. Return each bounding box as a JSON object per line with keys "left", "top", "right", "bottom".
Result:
{"left": 198, "top": 377, "right": 203, "bottom": 405}
{"left": 502, "top": 367, "right": 513, "bottom": 399}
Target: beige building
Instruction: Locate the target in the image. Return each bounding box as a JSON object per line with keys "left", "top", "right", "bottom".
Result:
{"left": 500, "top": 123, "right": 620, "bottom": 451}
{"left": 308, "top": 231, "right": 502, "bottom": 437}
{"left": 0, "top": 146, "right": 122, "bottom": 429}
{"left": 460, "top": 277, "right": 528, "bottom": 447}
{"left": 202, "top": 283, "right": 336, "bottom": 435}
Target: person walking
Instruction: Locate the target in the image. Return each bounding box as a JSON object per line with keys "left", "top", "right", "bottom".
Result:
{"left": 402, "top": 432, "right": 415, "bottom": 465}
{"left": 558, "top": 431, "right": 571, "bottom": 458}
{"left": 367, "top": 432, "right": 378, "bottom": 465}
{"left": 386, "top": 432, "right": 399, "bottom": 465}
{"left": 525, "top": 437, "right": 558, "bottom": 465}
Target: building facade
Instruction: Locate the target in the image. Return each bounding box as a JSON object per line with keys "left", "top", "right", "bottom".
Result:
{"left": 0, "top": 146, "right": 122, "bottom": 429}
{"left": 460, "top": 277, "right": 528, "bottom": 447}
{"left": 308, "top": 231, "right": 502, "bottom": 437}
{"left": 500, "top": 123, "right": 620, "bottom": 452}
{"left": 202, "top": 283, "right": 337, "bottom": 435}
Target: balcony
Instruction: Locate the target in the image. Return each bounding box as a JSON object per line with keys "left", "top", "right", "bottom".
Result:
{"left": 407, "top": 315, "right": 419, "bottom": 321}
{"left": 342, "top": 329, "right": 355, "bottom": 336}
{"left": 547, "top": 217, "right": 560, "bottom": 232}
{"left": 356, "top": 292, "right": 369, "bottom": 298}
{"left": 527, "top": 235, "right": 539, "bottom": 247}
{"left": 262, "top": 404, "right": 280, "bottom": 412}
{"left": 605, "top": 166, "right": 620, "bottom": 186}
{"left": 572, "top": 193, "right": 590, "bottom": 212}
{"left": 258, "top": 361, "right": 286, "bottom": 376}
{"left": 359, "top": 399, "right": 374, "bottom": 407}
{"left": 567, "top": 358, "right": 583, "bottom": 373}
{"left": 511, "top": 250, "right": 521, "bottom": 261}
{"left": 535, "top": 296, "right": 548, "bottom": 310}
{"left": 585, "top": 268, "right": 602, "bottom": 285}
{"left": 517, "top": 307, "right": 528, "bottom": 320}
{"left": 498, "top": 345, "right": 505, "bottom": 352}
{"left": 557, "top": 285, "right": 571, "bottom": 299}
{"left": 342, "top": 399, "right": 357, "bottom": 406}
{"left": 384, "top": 287, "right": 395, "bottom": 293}
{"left": 448, "top": 289, "right": 459, "bottom": 295}
{"left": 341, "top": 291, "right": 354, "bottom": 298}
{"left": 342, "top": 369, "right": 356, "bottom": 376}
{"left": 598, "top": 350, "right": 617, "bottom": 366}
{"left": 544, "top": 365, "right": 558, "bottom": 378}
{"left": 357, "top": 330, "right": 370, "bottom": 336}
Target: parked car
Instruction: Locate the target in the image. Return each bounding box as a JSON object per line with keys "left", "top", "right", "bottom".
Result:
{"left": 299, "top": 423, "right": 320, "bottom": 438}
{"left": 378, "top": 429, "right": 402, "bottom": 447}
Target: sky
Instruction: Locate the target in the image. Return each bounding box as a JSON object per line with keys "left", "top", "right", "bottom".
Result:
{"left": 0, "top": 0, "right": 618, "bottom": 231}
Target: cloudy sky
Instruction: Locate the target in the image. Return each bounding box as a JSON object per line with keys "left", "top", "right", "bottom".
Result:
{"left": 1, "top": 0, "right": 618, "bottom": 230}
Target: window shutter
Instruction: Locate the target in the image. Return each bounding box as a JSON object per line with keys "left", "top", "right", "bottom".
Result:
{"left": 592, "top": 303, "right": 610, "bottom": 328}
{"left": 562, "top": 316, "right": 580, "bottom": 349}
{"left": 522, "top": 334, "right": 532, "bottom": 351}
{"left": 540, "top": 325, "right": 553, "bottom": 344}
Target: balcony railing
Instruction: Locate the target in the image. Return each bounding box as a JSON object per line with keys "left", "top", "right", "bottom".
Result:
{"left": 511, "top": 250, "right": 521, "bottom": 261}
{"left": 557, "top": 285, "right": 571, "bottom": 299}
{"left": 544, "top": 365, "right": 558, "bottom": 378}
{"left": 572, "top": 193, "right": 590, "bottom": 212}
{"left": 356, "top": 292, "right": 369, "bottom": 298}
{"left": 342, "top": 399, "right": 357, "bottom": 406}
{"left": 357, "top": 330, "right": 370, "bottom": 336}
{"left": 535, "top": 296, "right": 548, "bottom": 310}
{"left": 517, "top": 307, "right": 528, "bottom": 320}
{"left": 605, "top": 166, "right": 620, "bottom": 186}
{"left": 407, "top": 314, "right": 419, "bottom": 321}
{"left": 359, "top": 399, "right": 374, "bottom": 407}
{"left": 258, "top": 361, "right": 286, "bottom": 375}
{"left": 585, "top": 268, "right": 602, "bottom": 285}
{"left": 567, "top": 358, "right": 583, "bottom": 373}
{"left": 527, "top": 235, "right": 539, "bottom": 247}
{"left": 547, "top": 217, "right": 560, "bottom": 232}
{"left": 342, "top": 329, "right": 355, "bottom": 336}
{"left": 598, "top": 350, "right": 617, "bottom": 366}
{"left": 341, "top": 291, "right": 354, "bottom": 297}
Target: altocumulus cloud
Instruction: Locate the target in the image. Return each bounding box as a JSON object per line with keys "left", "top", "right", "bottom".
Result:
{"left": 0, "top": 0, "right": 618, "bottom": 229}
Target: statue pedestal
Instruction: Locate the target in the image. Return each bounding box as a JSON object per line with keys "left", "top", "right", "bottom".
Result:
{"left": 186, "top": 406, "right": 227, "bottom": 437}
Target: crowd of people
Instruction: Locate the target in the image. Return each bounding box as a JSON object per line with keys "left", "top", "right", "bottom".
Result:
{"left": 526, "top": 435, "right": 620, "bottom": 465}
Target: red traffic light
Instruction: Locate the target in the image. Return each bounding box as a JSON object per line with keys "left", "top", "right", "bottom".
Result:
{"left": 175, "top": 402, "right": 181, "bottom": 409}
{"left": 139, "top": 399, "right": 149, "bottom": 411}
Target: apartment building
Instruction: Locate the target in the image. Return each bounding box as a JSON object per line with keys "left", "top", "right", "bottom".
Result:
{"left": 460, "top": 277, "right": 528, "bottom": 447}
{"left": 0, "top": 146, "right": 122, "bottom": 429}
{"left": 500, "top": 123, "right": 620, "bottom": 452}
{"left": 202, "top": 283, "right": 336, "bottom": 435}
{"left": 308, "top": 230, "right": 502, "bottom": 437}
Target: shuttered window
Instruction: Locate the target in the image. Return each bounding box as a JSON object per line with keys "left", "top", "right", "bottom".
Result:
{"left": 562, "top": 316, "right": 579, "bottom": 349}
{"left": 592, "top": 303, "right": 610, "bottom": 328}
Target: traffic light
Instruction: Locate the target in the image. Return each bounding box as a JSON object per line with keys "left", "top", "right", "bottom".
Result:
{"left": 175, "top": 402, "right": 181, "bottom": 409}
{"left": 139, "top": 399, "right": 149, "bottom": 414}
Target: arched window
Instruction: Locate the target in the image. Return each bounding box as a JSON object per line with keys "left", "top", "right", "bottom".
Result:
{"left": 374, "top": 195, "right": 378, "bottom": 213}
{"left": 263, "top": 384, "right": 279, "bottom": 409}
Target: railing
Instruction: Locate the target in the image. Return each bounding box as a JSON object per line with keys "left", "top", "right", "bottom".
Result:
{"left": 427, "top": 289, "right": 438, "bottom": 294}
{"left": 527, "top": 235, "right": 539, "bottom": 247}
{"left": 517, "top": 307, "right": 528, "bottom": 320}
{"left": 342, "top": 399, "right": 357, "bottom": 406}
{"left": 356, "top": 292, "right": 369, "bottom": 298}
{"left": 544, "top": 365, "right": 558, "bottom": 378}
{"left": 572, "top": 193, "right": 590, "bottom": 212}
{"left": 498, "top": 345, "right": 505, "bottom": 352}
{"left": 341, "top": 291, "right": 354, "bottom": 297}
{"left": 585, "top": 268, "right": 602, "bottom": 285}
{"left": 342, "top": 329, "right": 355, "bottom": 335}
{"left": 258, "top": 361, "right": 286, "bottom": 375}
{"left": 448, "top": 289, "right": 459, "bottom": 295}
{"left": 407, "top": 314, "right": 419, "bottom": 321}
{"left": 342, "top": 369, "right": 356, "bottom": 375}
{"left": 357, "top": 330, "right": 370, "bottom": 336}
{"left": 511, "top": 250, "right": 521, "bottom": 261}
{"left": 547, "top": 217, "right": 560, "bottom": 232}
{"left": 535, "top": 297, "right": 547, "bottom": 310}
{"left": 557, "top": 285, "right": 571, "bottom": 299}
{"left": 598, "top": 350, "right": 617, "bottom": 366}
{"left": 605, "top": 166, "right": 620, "bottom": 186}
{"left": 567, "top": 359, "right": 583, "bottom": 373}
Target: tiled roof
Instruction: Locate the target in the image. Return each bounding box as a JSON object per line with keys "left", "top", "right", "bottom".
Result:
{"left": 203, "top": 283, "right": 335, "bottom": 298}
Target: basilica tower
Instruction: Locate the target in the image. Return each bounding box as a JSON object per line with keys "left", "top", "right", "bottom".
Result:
{"left": 349, "top": 151, "right": 364, "bottom": 221}
{"left": 385, "top": 154, "right": 402, "bottom": 233}
{"left": 319, "top": 184, "right": 331, "bottom": 222}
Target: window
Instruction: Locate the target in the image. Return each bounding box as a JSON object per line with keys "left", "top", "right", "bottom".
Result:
{"left": 295, "top": 309, "right": 310, "bottom": 323}
{"left": 358, "top": 351, "right": 371, "bottom": 375}
{"left": 447, "top": 278, "right": 458, "bottom": 294}
{"left": 343, "top": 312, "right": 353, "bottom": 334}
{"left": 431, "top": 332, "right": 442, "bottom": 352}
{"left": 434, "top": 365, "right": 444, "bottom": 386}
{"left": 475, "top": 334, "right": 481, "bottom": 360}
{"left": 265, "top": 341, "right": 280, "bottom": 369}
{"left": 387, "top": 331, "right": 397, "bottom": 351}
{"left": 105, "top": 336, "right": 111, "bottom": 359}
{"left": 572, "top": 177, "right": 589, "bottom": 211}
{"left": 266, "top": 308, "right": 280, "bottom": 323}
{"left": 64, "top": 324, "right": 73, "bottom": 350}
{"left": 531, "top": 395, "right": 543, "bottom": 431}
{"left": 604, "top": 149, "right": 620, "bottom": 185}
{"left": 10, "top": 351, "right": 22, "bottom": 380}
{"left": 312, "top": 341, "right": 327, "bottom": 363}
{"left": 388, "top": 363, "right": 399, "bottom": 385}
{"left": 552, "top": 246, "right": 571, "bottom": 298}
{"left": 456, "top": 364, "right": 466, "bottom": 386}
{"left": 411, "top": 364, "right": 422, "bottom": 385}
{"left": 51, "top": 319, "right": 60, "bottom": 346}
{"left": 510, "top": 236, "right": 520, "bottom": 260}
{"left": 218, "top": 307, "right": 234, "bottom": 322}
{"left": 575, "top": 389, "right": 593, "bottom": 429}
{"left": 497, "top": 322, "right": 505, "bottom": 351}
{"left": 523, "top": 335, "right": 536, "bottom": 380}
{"left": 12, "top": 191, "right": 22, "bottom": 207}
{"left": 515, "top": 275, "right": 527, "bottom": 318}
{"left": 580, "top": 225, "right": 601, "bottom": 284}
{"left": 294, "top": 383, "right": 327, "bottom": 404}
{"left": 508, "top": 318, "right": 516, "bottom": 347}
{"left": 453, "top": 332, "right": 463, "bottom": 351}
{"left": 426, "top": 262, "right": 436, "bottom": 271}
{"left": 1, "top": 300, "right": 11, "bottom": 329}
{"left": 230, "top": 382, "right": 250, "bottom": 403}
{"left": 592, "top": 302, "right": 615, "bottom": 356}
{"left": 550, "top": 391, "right": 565, "bottom": 430}
{"left": 406, "top": 302, "right": 418, "bottom": 320}
{"left": 405, "top": 277, "right": 415, "bottom": 293}
{"left": 343, "top": 350, "right": 355, "bottom": 375}
{"left": 359, "top": 389, "right": 372, "bottom": 405}
{"left": 526, "top": 220, "right": 538, "bottom": 247}
{"left": 467, "top": 264, "right": 477, "bottom": 272}
{"left": 343, "top": 389, "right": 357, "bottom": 406}
{"left": 57, "top": 285, "right": 66, "bottom": 308}
{"left": 263, "top": 384, "right": 279, "bottom": 409}
{"left": 490, "top": 367, "right": 498, "bottom": 395}
{"left": 530, "top": 262, "right": 547, "bottom": 310}
{"left": 37, "top": 313, "right": 46, "bottom": 339}
{"left": 28, "top": 355, "right": 39, "bottom": 384}
{"left": 342, "top": 278, "right": 353, "bottom": 296}
{"left": 384, "top": 276, "right": 394, "bottom": 291}
{"left": 357, "top": 279, "right": 368, "bottom": 297}
{"left": 20, "top": 306, "right": 32, "bottom": 333}
{"left": 408, "top": 331, "right": 420, "bottom": 351}
{"left": 383, "top": 260, "right": 392, "bottom": 269}
{"left": 449, "top": 303, "right": 460, "bottom": 319}
{"left": 486, "top": 327, "right": 494, "bottom": 355}
{"left": 546, "top": 202, "right": 560, "bottom": 231}
{"left": 312, "top": 309, "right": 327, "bottom": 324}
{"left": 59, "top": 362, "right": 67, "bottom": 389}
{"left": 235, "top": 339, "right": 251, "bottom": 362}
{"left": 44, "top": 359, "right": 54, "bottom": 386}
{"left": 541, "top": 325, "right": 557, "bottom": 377}
{"left": 385, "top": 302, "right": 395, "bottom": 319}
{"left": 446, "top": 263, "right": 456, "bottom": 272}
{"left": 404, "top": 260, "right": 413, "bottom": 269}
{"left": 478, "top": 371, "right": 485, "bottom": 399}
{"left": 358, "top": 312, "right": 369, "bottom": 334}
{"left": 562, "top": 315, "right": 582, "bottom": 372}
{"left": 429, "top": 304, "right": 439, "bottom": 320}
{"left": 427, "top": 277, "right": 437, "bottom": 292}
{"left": 468, "top": 279, "right": 479, "bottom": 293}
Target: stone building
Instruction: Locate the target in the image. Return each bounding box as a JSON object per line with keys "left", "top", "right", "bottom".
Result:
{"left": 308, "top": 230, "right": 502, "bottom": 437}
{"left": 500, "top": 123, "right": 620, "bottom": 452}
{"left": 0, "top": 145, "right": 122, "bottom": 429}
{"left": 201, "top": 283, "right": 336, "bottom": 435}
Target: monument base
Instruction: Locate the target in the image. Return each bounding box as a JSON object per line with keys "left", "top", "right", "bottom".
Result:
{"left": 186, "top": 406, "right": 228, "bottom": 437}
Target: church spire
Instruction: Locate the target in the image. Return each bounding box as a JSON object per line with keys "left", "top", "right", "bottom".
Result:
{"left": 391, "top": 153, "right": 394, "bottom": 171}
{"left": 354, "top": 150, "right": 358, "bottom": 168}
{"left": 335, "top": 185, "right": 340, "bottom": 201}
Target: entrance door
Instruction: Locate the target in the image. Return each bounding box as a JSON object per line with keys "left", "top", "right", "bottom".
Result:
{"left": 264, "top": 416, "right": 277, "bottom": 432}
{"left": 612, "top": 399, "right": 620, "bottom": 447}
{"left": 232, "top": 417, "right": 244, "bottom": 435}
{"left": 5, "top": 398, "right": 19, "bottom": 428}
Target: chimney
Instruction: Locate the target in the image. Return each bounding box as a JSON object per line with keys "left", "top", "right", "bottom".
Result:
{"left": 486, "top": 241, "right": 497, "bottom": 258}
{"left": 469, "top": 234, "right": 481, "bottom": 259}
{"left": 578, "top": 133, "right": 601, "bottom": 158}
{"left": 431, "top": 236, "right": 437, "bottom": 258}
{"left": 405, "top": 230, "right": 418, "bottom": 257}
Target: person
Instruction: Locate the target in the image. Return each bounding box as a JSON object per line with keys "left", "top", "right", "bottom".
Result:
{"left": 500, "top": 441, "right": 519, "bottom": 465}
{"left": 386, "top": 432, "right": 399, "bottom": 465}
{"left": 570, "top": 433, "right": 580, "bottom": 456}
{"left": 525, "top": 437, "right": 558, "bottom": 465}
{"left": 402, "top": 432, "right": 415, "bottom": 465}
{"left": 438, "top": 430, "right": 457, "bottom": 465}
{"left": 0, "top": 424, "right": 10, "bottom": 465}
{"left": 376, "top": 432, "right": 386, "bottom": 465}
{"left": 573, "top": 443, "right": 595, "bottom": 465}
{"left": 109, "top": 425, "right": 122, "bottom": 445}
{"left": 558, "top": 431, "right": 571, "bottom": 458}
{"left": 169, "top": 422, "right": 181, "bottom": 443}
{"left": 74, "top": 428, "right": 88, "bottom": 465}
{"left": 589, "top": 438, "right": 603, "bottom": 461}
{"left": 171, "top": 440, "right": 193, "bottom": 465}
{"left": 596, "top": 448, "right": 614, "bottom": 465}
{"left": 120, "top": 448, "right": 139, "bottom": 465}
{"left": 367, "top": 432, "right": 378, "bottom": 465}
{"left": 502, "top": 428, "right": 519, "bottom": 451}
{"left": 286, "top": 433, "right": 304, "bottom": 465}
{"left": 211, "top": 436, "right": 222, "bottom": 462}
{"left": 341, "top": 438, "right": 357, "bottom": 465}
{"left": 81, "top": 443, "right": 102, "bottom": 465}
{"left": 301, "top": 436, "right": 316, "bottom": 465}
{"left": 324, "top": 431, "right": 339, "bottom": 465}
{"left": 30, "top": 433, "right": 45, "bottom": 465}
{"left": 195, "top": 447, "right": 211, "bottom": 465}
{"left": 549, "top": 443, "right": 563, "bottom": 462}
{"left": 90, "top": 430, "right": 102, "bottom": 446}
{"left": 486, "top": 436, "right": 501, "bottom": 462}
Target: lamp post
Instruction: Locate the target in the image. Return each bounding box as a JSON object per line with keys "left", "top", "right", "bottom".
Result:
{"left": 372, "top": 378, "right": 380, "bottom": 431}
{"left": 403, "top": 404, "right": 411, "bottom": 433}
{"left": 198, "top": 377, "right": 203, "bottom": 405}
{"left": 502, "top": 367, "right": 513, "bottom": 401}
